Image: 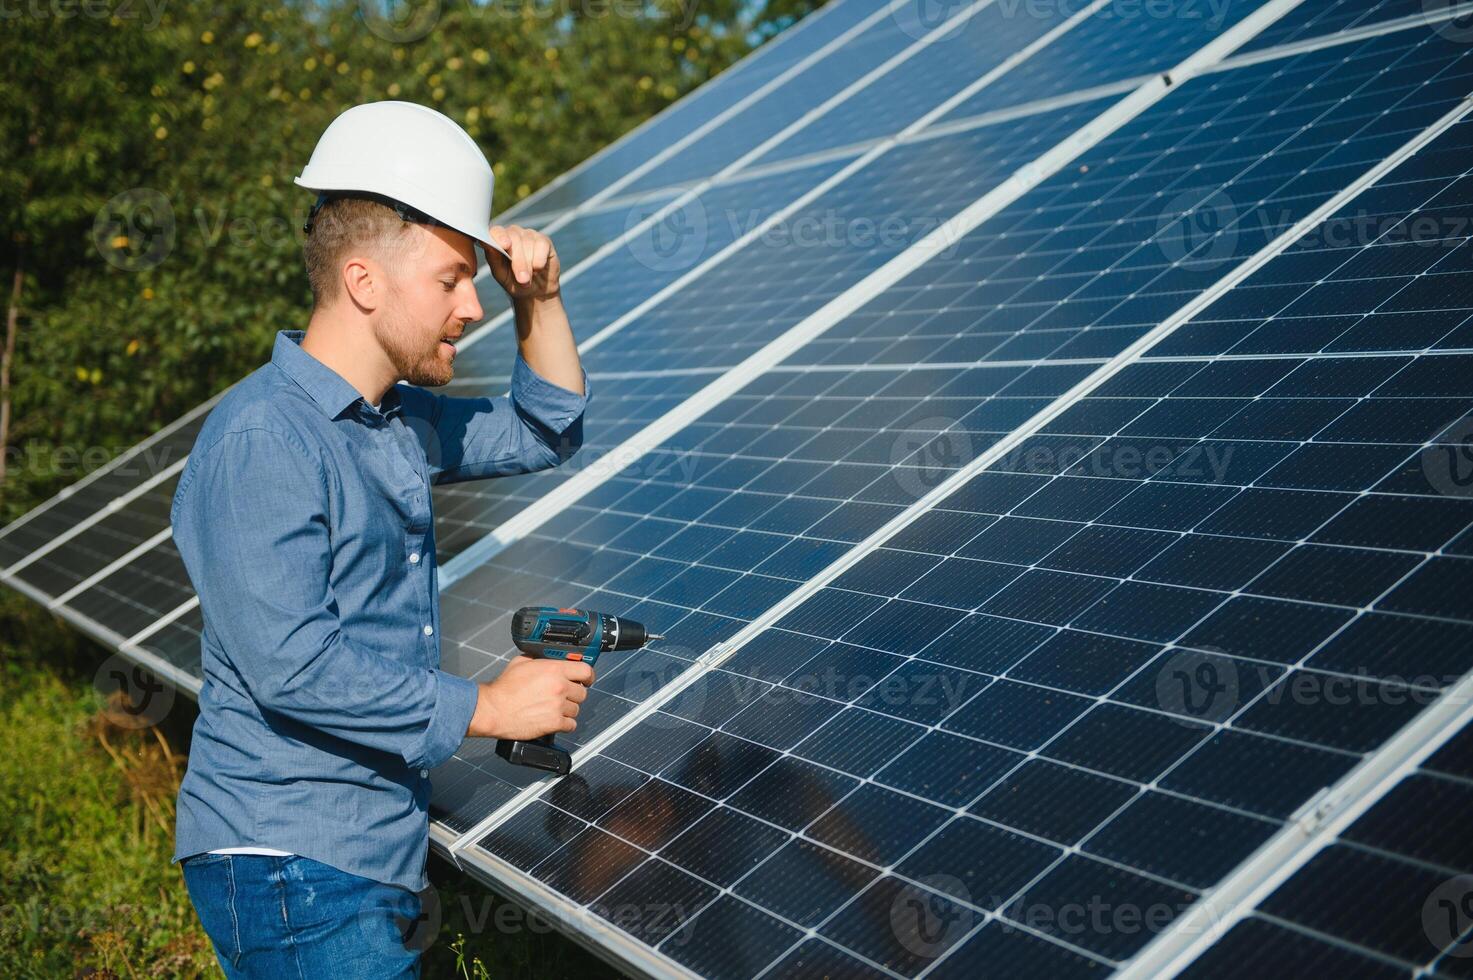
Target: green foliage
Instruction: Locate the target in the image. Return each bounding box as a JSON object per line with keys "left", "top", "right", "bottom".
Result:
{"left": 0, "top": 0, "right": 825, "bottom": 523}
{"left": 0, "top": 594, "right": 216, "bottom": 977}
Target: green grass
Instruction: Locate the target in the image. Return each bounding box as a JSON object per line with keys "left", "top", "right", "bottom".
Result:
{"left": 0, "top": 593, "right": 620, "bottom": 979}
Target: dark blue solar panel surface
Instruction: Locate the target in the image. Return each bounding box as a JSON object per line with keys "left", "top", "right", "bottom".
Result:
{"left": 446, "top": 29, "right": 1473, "bottom": 977}
{"left": 527, "top": 192, "right": 677, "bottom": 271}
{"left": 613, "top": 0, "right": 961, "bottom": 198}
{"left": 1239, "top": 0, "right": 1449, "bottom": 53}
{"left": 7, "top": 476, "right": 177, "bottom": 600}
{"left": 452, "top": 157, "right": 858, "bottom": 384}
{"left": 750, "top": 0, "right": 1072, "bottom": 167}
{"left": 793, "top": 26, "right": 1473, "bottom": 366}
{"left": 934, "top": 0, "right": 1266, "bottom": 126}
{"left": 0, "top": 410, "right": 203, "bottom": 571}
{"left": 432, "top": 156, "right": 858, "bottom": 561}
{"left": 428, "top": 95, "right": 1114, "bottom": 832}
{"left": 577, "top": 99, "right": 1107, "bottom": 376}
{"left": 1181, "top": 718, "right": 1473, "bottom": 978}
{"left": 138, "top": 604, "right": 205, "bottom": 680}
{"left": 65, "top": 534, "right": 193, "bottom": 640}
{"left": 428, "top": 102, "right": 1105, "bottom": 562}
{"left": 515, "top": 0, "right": 893, "bottom": 216}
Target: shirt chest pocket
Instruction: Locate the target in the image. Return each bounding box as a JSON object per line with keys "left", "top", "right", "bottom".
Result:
{"left": 365, "top": 426, "right": 434, "bottom": 531}
{"left": 338, "top": 429, "right": 433, "bottom": 570}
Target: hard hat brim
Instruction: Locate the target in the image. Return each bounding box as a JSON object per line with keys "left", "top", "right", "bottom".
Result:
{"left": 476, "top": 230, "right": 512, "bottom": 262}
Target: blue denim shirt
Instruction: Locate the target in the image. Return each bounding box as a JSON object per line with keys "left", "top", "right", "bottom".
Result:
{"left": 170, "top": 330, "right": 588, "bottom": 890}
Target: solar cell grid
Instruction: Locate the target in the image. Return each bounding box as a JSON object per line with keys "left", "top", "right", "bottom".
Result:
{"left": 1238, "top": 0, "right": 1455, "bottom": 54}
{"left": 0, "top": 409, "right": 205, "bottom": 570}
{"left": 795, "top": 26, "right": 1473, "bottom": 370}
{"left": 576, "top": 97, "right": 1114, "bottom": 376}
{"left": 65, "top": 537, "right": 193, "bottom": 641}
{"left": 133, "top": 600, "right": 203, "bottom": 663}
{"left": 449, "top": 27, "right": 1473, "bottom": 978}
{"left": 432, "top": 155, "right": 860, "bottom": 560}
{"left": 451, "top": 156, "right": 860, "bottom": 385}
{"left": 511, "top": 0, "right": 896, "bottom": 217}
{"left": 1179, "top": 716, "right": 1473, "bottom": 977}
{"left": 6, "top": 476, "right": 178, "bottom": 600}
{"left": 933, "top": 0, "right": 1268, "bottom": 127}
{"left": 427, "top": 94, "right": 1123, "bottom": 830}
{"left": 428, "top": 102, "right": 1108, "bottom": 562}
{"left": 748, "top": 0, "right": 1078, "bottom": 167}
{"left": 527, "top": 192, "right": 679, "bottom": 271}
{"left": 613, "top": 0, "right": 966, "bottom": 199}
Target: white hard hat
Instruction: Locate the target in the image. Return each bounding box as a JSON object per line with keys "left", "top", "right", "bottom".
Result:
{"left": 296, "top": 100, "right": 509, "bottom": 259}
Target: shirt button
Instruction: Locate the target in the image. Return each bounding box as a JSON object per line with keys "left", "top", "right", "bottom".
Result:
{"left": 423, "top": 625, "right": 434, "bottom": 637}
{"left": 409, "top": 553, "right": 421, "bottom": 564}
{"left": 420, "top": 769, "right": 429, "bottom": 779}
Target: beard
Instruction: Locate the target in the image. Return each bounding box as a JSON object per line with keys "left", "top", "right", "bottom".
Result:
{"left": 374, "top": 299, "right": 454, "bottom": 387}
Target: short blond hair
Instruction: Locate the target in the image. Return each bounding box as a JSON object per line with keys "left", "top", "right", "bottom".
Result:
{"left": 302, "top": 195, "right": 418, "bottom": 308}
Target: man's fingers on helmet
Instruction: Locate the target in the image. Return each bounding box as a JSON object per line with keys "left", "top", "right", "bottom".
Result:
{"left": 515, "top": 227, "right": 535, "bottom": 283}
{"left": 488, "top": 224, "right": 514, "bottom": 252}
{"left": 531, "top": 234, "right": 551, "bottom": 271}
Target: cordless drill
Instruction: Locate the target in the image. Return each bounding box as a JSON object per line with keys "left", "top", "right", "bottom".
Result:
{"left": 495, "top": 605, "right": 664, "bottom": 776}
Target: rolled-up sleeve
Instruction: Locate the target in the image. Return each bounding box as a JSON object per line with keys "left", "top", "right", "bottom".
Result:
{"left": 171, "top": 427, "right": 476, "bottom": 771}
{"left": 402, "top": 669, "right": 479, "bottom": 772}
{"left": 400, "top": 352, "right": 589, "bottom": 485}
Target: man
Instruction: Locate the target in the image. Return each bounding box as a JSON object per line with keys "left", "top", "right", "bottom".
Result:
{"left": 169, "top": 101, "right": 592, "bottom": 977}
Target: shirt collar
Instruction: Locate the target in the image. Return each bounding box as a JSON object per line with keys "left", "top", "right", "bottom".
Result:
{"left": 272, "top": 330, "right": 383, "bottom": 420}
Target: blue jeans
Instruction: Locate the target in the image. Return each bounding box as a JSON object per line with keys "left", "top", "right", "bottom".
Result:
{"left": 181, "top": 852, "right": 426, "bottom": 978}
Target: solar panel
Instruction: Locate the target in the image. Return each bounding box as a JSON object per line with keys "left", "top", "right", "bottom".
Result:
{"left": 748, "top": 0, "right": 1083, "bottom": 167}
{"left": 0, "top": 408, "right": 205, "bottom": 571}
{"left": 426, "top": 92, "right": 1118, "bottom": 832}
{"left": 432, "top": 155, "right": 862, "bottom": 557}
{"left": 931, "top": 0, "right": 1268, "bottom": 127}
{"left": 65, "top": 532, "right": 193, "bottom": 639}
{"left": 504, "top": 0, "right": 898, "bottom": 218}
{"left": 1177, "top": 715, "right": 1473, "bottom": 976}
{"left": 427, "top": 104, "right": 1108, "bottom": 565}
{"left": 0, "top": 0, "right": 1280, "bottom": 624}
{"left": 136, "top": 603, "right": 206, "bottom": 682}
{"left": 524, "top": 193, "right": 679, "bottom": 270}
{"left": 8, "top": 1, "right": 1473, "bottom": 977}
{"left": 6, "top": 476, "right": 177, "bottom": 600}
{"left": 1237, "top": 0, "right": 1454, "bottom": 53}
{"left": 438, "top": 21, "right": 1473, "bottom": 977}
{"left": 611, "top": 4, "right": 968, "bottom": 197}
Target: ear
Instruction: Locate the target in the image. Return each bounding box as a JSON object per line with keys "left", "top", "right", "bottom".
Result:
{"left": 340, "top": 254, "right": 381, "bottom": 312}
